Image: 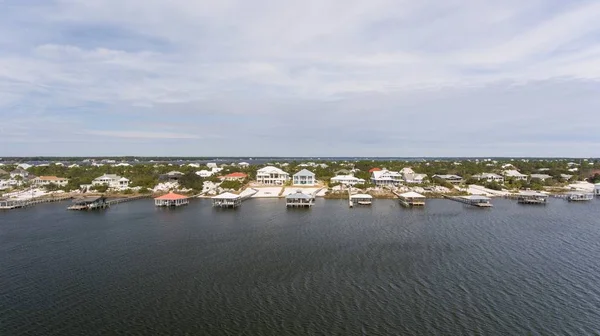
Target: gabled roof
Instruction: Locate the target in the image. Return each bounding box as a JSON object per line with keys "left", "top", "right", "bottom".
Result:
{"left": 286, "top": 191, "right": 313, "bottom": 199}
{"left": 36, "top": 176, "right": 67, "bottom": 181}
{"left": 212, "top": 192, "right": 241, "bottom": 199}
{"left": 155, "top": 192, "right": 188, "bottom": 200}
{"left": 368, "top": 167, "right": 382, "bottom": 173}
{"left": 293, "top": 169, "right": 315, "bottom": 177}
{"left": 350, "top": 193, "right": 373, "bottom": 199}
{"left": 399, "top": 191, "right": 426, "bottom": 198}
{"left": 257, "top": 166, "right": 288, "bottom": 174}
{"left": 222, "top": 172, "right": 248, "bottom": 178}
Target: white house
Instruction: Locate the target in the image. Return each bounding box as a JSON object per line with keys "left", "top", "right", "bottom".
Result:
{"left": 595, "top": 183, "right": 600, "bottom": 196}
{"left": 331, "top": 175, "right": 365, "bottom": 186}
{"left": 432, "top": 174, "right": 464, "bottom": 184}
{"left": 256, "top": 166, "right": 289, "bottom": 185}
{"left": 196, "top": 170, "right": 213, "bottom": 178}
{"left": 473, "top": 173, "right": 504, "bottom": 183}
{"left": 17, "top": 163, "right": 33, "bottom": 170}
{"left": 92, "top": 174, "right": 130, "bottom": 189}
{"left": 32, "top": 176, "right": 69, "bottom": 187}
{"left": 10, "top": 168, "right": 29, "bottom": 179}
{"left": 503, "top": 170, "right": 528, "bottom": 181}
{"left": 187, "top": 163, "right": 201, "bottom": 168}
{"left": 293, "top": 169, "right": 316, "bottom": 186}
{"left": 530, "top": 174, "right": 553, "bottom": 181}
{"left": 207, "top": 162, "right": 218, "bottom": 169}
{"left": 371, "top": 170, "right": 403, "bottom": 186}
{"left": 404, "top": 173, "right": 427, "bottom": 184}
{"left": 113, "top": 162, "right": 131, "bottom": 167}
{"left": 68, "top": 164, "right": 80, "bottom": 168}
{"left": 238, "top": 162, "right": 250, "bottom": 168}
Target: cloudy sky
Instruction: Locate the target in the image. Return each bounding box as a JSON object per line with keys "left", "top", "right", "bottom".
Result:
{"left": 1, "top": 0, "right": 599, "bottom": 157}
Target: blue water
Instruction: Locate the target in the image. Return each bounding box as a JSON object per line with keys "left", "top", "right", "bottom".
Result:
{"left": 2, "top": 198, "right": 600, "bottom": 335}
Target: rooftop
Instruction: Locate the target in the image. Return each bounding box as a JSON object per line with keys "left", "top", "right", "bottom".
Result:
{"left": 155, "top": 192, "right": 188, "bottom": 200}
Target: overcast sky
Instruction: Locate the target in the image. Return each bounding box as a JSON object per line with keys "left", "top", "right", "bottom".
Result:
{"left": 1, "top": 0, "right": 599, "bottom": 157}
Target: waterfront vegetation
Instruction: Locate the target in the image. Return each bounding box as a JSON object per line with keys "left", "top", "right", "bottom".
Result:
{"left": 1, "top": 158, "right": 599, "bottom": 197}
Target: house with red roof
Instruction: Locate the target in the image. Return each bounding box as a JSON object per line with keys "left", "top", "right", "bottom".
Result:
{"left": 154, "top": 192, "right": 189, "bottom": 207}
{"left": 219, "top": 172, "right": 248, "bottom": 182}
{"left": 32, "top": 176, "right": 69, "bottom": 187}
{"left": 369, "top": 167, "right": 382, "bottom": 173}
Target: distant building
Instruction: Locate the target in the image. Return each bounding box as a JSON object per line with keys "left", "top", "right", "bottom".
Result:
{"left": 220, "top": 172, "right": 248, "bottom": 182}
{"left": 432, "top": 174, "right": 464, "bottom": 184}
{"left": 502, "top": 170, "right": 528, "bottom": 181}
{"left": 32, "top": 176, "right": 69, "bottom": 187}
{"left": 472, "top": 173, "right": 504, "bottom": 183}
{"left": 196, "top": 170, "right": 213, "bottom": 178}
{"left": 331, "top": 175, "right": 365, "bottom": 186}
{"left": 293, "top": 169, "right": 316, "bottom": 186}
{"left": 256, "top": 166, "right": 289, "bottom": 185}
{"left": 371, "top": 170, "right": 403, "bottom": 186}
{"left": 238, "top": 162, "right": 250, "bottom": 168}
{"left": 530, "top": 174, "right": 553, "bottom": 182}
{"left": 92, "top": 174, "right": 130, "bottom": 189}
{"left": 10, "top": 168, "right": 29, "bottom": 179}
{"left": 17, "top": 163, "right": 33, "bottom": 170}
{"left": 207, "top": 163, "right": 218, "bottom": 169}
{"left": 160, "top": 171, "right": 185, "bottom": 182}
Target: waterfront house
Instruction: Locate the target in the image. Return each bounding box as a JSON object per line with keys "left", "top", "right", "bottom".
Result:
{"left": 530, "top": 174, "right": 552, "bottom": 182}
{"left": 330, "top": 175, "right": 365, "bottom": 186}
{"left": 432, "top": 174, "right": 464, "bottom": 184}
{"left": 220, "top": 172, "right": 248, "bottom": 182}
{"left": 196, "top": 170, "right": 213, "bottom": 178}
{"left": 256, "top": 166, "right": 289, "bottom": 185}
{"left": 293, "top": 169, "right": 316, "bottom": 186}
{"left": 238, "top": 162, "right": 250, "bottom": 168}
{"left": 154, "top": 192, "right": 189, "bottom": 207}
{"left": 503, "top": 170, "right": 528, "bottom": 181}
{"left": 286, "top": 190, "right": 314, "bottom": 207}
{"left": 472, "top": 173, "right": 504, "bottom": 183}
{"left": 371, "top": 170, "right": 403, "bottom": 186}
{"left": 92, "top": 174, "right": 130, "bottom": 189}
{"left": 32, "top": 176, "right": 69, "bottom": 187}
{"left": 10, "top": 168, "right": 29, "bottom": 179}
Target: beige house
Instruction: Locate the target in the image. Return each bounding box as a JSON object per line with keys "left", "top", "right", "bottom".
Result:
{"left": 32, "top": 176, "right": 69, "bottom": 187}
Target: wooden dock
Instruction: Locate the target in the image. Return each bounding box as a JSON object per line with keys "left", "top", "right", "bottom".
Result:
{"left": 1, "top": 195, "right": 74, "bottom": 210}
{"left": 444, "top": 195, "right": 493, "bottom": 207}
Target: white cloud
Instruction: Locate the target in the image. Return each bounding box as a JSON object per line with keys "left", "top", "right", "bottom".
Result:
{"left": 1, "top": 0, "right": 600, "bottom": 155}
{"left": 82, "top": 130, "right": 201, "bottom": 139}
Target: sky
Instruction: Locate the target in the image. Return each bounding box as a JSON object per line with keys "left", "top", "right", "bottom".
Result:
{"left": 1, "top": 0, "right": 600, "bottom": 157}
